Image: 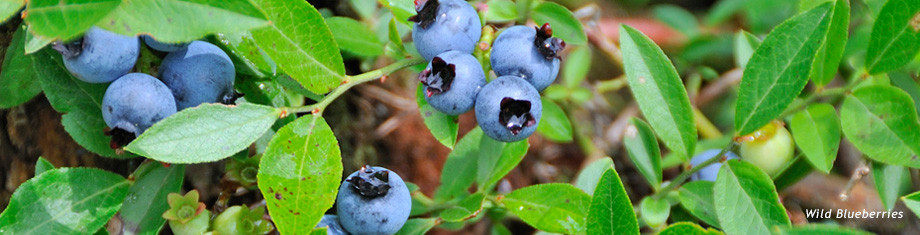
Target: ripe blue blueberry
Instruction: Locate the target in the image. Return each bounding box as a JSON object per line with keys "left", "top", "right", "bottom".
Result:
{"left": 490, "top": 23, "right": 565, "bottom": 91}
{"left": 102, "top": 73, "right": 177, "bottom": 147}
{"left": 689, "top": 149, "right": 739, "bottom": 182}
{"left": 475, "top": 76, "right": 542, "bottom": 142}
{"left": 336, "top": 166, "right": 411, "bottom": 235}
{"left": 53, "top": 26, "right": 139, "bottom": 83}
{"left": 316, "top": 214, "right": 349, "bottom": 235}
{"left": 419, "top": 51, "right": 486, "bottom": 115}
{"left": 159, "top": 41, "right": 240, "bottom": 110}
{"left": 142, "top": 35, "right": 187, "bottom": 52}
{"left": 409, "top": 0, "right": 482, "bottom": 61}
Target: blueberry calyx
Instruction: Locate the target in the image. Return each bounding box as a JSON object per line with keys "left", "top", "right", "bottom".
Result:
{"left": 408, "top": 0, "right": 439, "bottom": 29}
{"left": 419, "top": 57, "right": 456, "bottom": 97}
{"left": 105, "top": 126, "right": 136, "bottom": 149}
{"left": 221, "top": 91, "right": 245, "bottom": 105}
{"left": 534, "top": 23, "right": 566, "bottom": 60}
{"left": 346, "top": 165, "right": 392, "bottom": 198}
{"left": 52, "top": 38, "right": 85, "bottom": 59}
{"left": 499, "top": 98, "right": 536, "bottom": 135}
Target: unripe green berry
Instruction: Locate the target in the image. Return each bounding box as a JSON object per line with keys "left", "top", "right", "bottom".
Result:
{"left": 738, "top": 121, "right": 794, "bottom": 176}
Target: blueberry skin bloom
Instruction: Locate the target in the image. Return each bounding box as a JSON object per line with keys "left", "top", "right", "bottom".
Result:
{"left": 102, "top": 73, "right": 177, "bottom": 140}
{"left": 490, "top": 24, "right": 565, "bottom": 91}
{"left": 689, "top": 149, "right": 739, "bottom": 182}
{"left": 410, "top": 0, "right": 482, "bottom": 61}
{"left": 142, "top": 35, "right": 187, "bottom": 52}
{"left": 475, "top": 76, "right": 542, "bottom": 142}
{"left": 316, "top": 215, "right": 349, "bottom": 235}
{"left": 159, "top": 41, "right": 236, "bottom": 110}
{"left": 55, "top": 26, "right": 139, "bottom": 83}
{"left": 336, "top": 166, "right": 411, "bottom": 235}
{"left": 419, "top": 51, "right": 486, "bottom": 115}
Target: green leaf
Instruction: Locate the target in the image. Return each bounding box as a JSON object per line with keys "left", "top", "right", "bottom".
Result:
{"left": 0, "top": 24, "right": 41, "bottom": 109}
{"left": 619, "top": 24, "right": 697, "bottom": 160}
{"left": 0, "top": 168, "right": 130, "bottom": 234}
{"left": 503, "top": 183, "right": 591, "bottom": 234}
{"left": 733, "top": 30, "right": 761, "bottom": 69}
{"left": 774, "top": 224, "right": 874, "bottom": 235}
{"left": 865, "top": 0, "right": 920, "bottom": 74}
{"left": 652, "top": 4, "right": 700, "bottom": 38}
{"left": 434, "top": 128, "right": 482, "bottom": 201}
{"left": 639, "top": 196, "right": 670, "bottom": 228}
{"left": 531, "top": 2, "right": 586, "bottom": 45}
{"left": 714, "top": 160, "right": 790, "bottom": 235}
{"left": 439, "top": 193, "right": 485, "bottom": 222}
{"left": 250, "top": 0, "right": 346, "bottom": 94}
{"left": 0, "top": 0, "right": 22, "bottom": 23}
{"left": 840, "top": 85, "right": 920, "bottom": 167}
{"left": 478, "top": 138, "right": 528, "bottom": 192}
{"left": 871, "top": 162, "right": 912, "bottom": 211}
{"left": 705, "top": 0, "right": 746, "bottom": 26}
{"left": 258, "top": 115, "right": 342, "bottom": 235}
{"left": 24, "top": 0, "right": 120, "bottom": 41}
{"left": 562, "top": 46, "right": 591, "bottom": 88}
{"left": 119, "top": 162, "right": 184, "bottom": 235}
{"left": 486, "top": 0, "right": 517, "bottom": 23}
{"left": 903, "top": 191, "right": 920, "bottom": 218}
{"left": 98, "top": 0, "right": 267, "bottom": 43}
{"left": 734, "top": 3, "right": 834, "bottom": 135}
{"left": 388, "top": 18, "right": 406, "bottom": 54}
{"left": 890, "top": 72, "right": 920, "bottom": 116}
{"left": 215, "top": 31, "right": 278, "bottom": 78}
{"left": 623, "top": 118, "right": 662, "bottom": 188}
{"left": 679, "top": 181, "right": 721, "bottom": 228}
{"left": 380, "top": 0, "right": 414, "bottom": 26}
{"left": 126, "top": 103, "right": 280, "bottom": 163}
{"left": 416, "top": 85, "right": 459, "bottom": 149}
{"left": 34, "top": 157, "right": 54, "bottom": 176}
{"left": 586, "top": 169, "right": 639, "bottom": 235}
{"left": 536, "top": 98, "right": 573, "bottom": 142}
{"left": 788, "top": 103, "right": 840, "bottom": 173}
{"left": 326, "top": 17, "right": 384, "bottom": 57}
{"left": 659, "top": 222, "right": 723, "bottom": 235}
{"left": 394, "top": 218, "right": 438, "bottom": 235}
{"left": 808, "top": 0, "right": 849, "bottom": 86}
{"left": 573, "top": 157, "right": 614, "bottom": 196}
{"left": 23, "top": 26, "right": 53, "bottom": 54}
{"left": 34, "top": 47, "right": 119, "bottom": 157}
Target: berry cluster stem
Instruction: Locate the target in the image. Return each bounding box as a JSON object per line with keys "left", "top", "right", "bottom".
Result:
{"left": 286, "top": 58, "right": 427, "bottom": 115}
{"left": 651, "top": 142, "right": 737, "bottom": 200}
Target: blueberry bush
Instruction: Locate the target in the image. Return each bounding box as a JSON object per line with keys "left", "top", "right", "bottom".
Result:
{"left": 0, "top": 0, "right": 919, "bottom": 234}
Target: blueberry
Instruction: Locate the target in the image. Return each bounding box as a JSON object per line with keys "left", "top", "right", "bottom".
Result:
{"left": 419, "top": 51, "right": 486, "bottom": 115}
{"left": 336, "top": 166, "right": 411, "bottom": 235}
{"left": 142, "top": 35, "right": 187, "bottom": 52}
{"left": 53, "top": 26, "right": 139, "bottom": 83}
{"left": 102, "top": 73, "right": 177, "bottom": 147}
{"left": 316, "top": 215, "right": 349, "bottom": 235}
{"left": 475, "top": 76, "right": 542, "bottom": 142}
{"left": 159, "top": 41, "right": 240, "bottom": 110}
{"left": 409, "top": 0, "right": 482, "bottom": 61}
{"left": 490, "top": 23, "right": 565, "bottom": 91}
{"left": 689, "top": 149, "right": 739, "bottom": 182}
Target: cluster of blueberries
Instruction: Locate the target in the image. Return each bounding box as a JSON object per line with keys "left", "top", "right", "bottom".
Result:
{"left": 54, "top": 27, "right": 239, "bottom": 147}
{"left": 411, "top": 0, "right": 565, "bottom": 142}
{"left": 317, "top": 166, "right": 411, "bottom": 235}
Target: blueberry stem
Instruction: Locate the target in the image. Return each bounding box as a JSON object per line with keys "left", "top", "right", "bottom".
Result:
{"left": 651, "top": 142, "right": 737, "bottom": 200}
{"left": 777, "top": 72, "right": 865, "bottom": 118}
{"left": 285, "top": 58, "right": 426, "bottom": 115}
